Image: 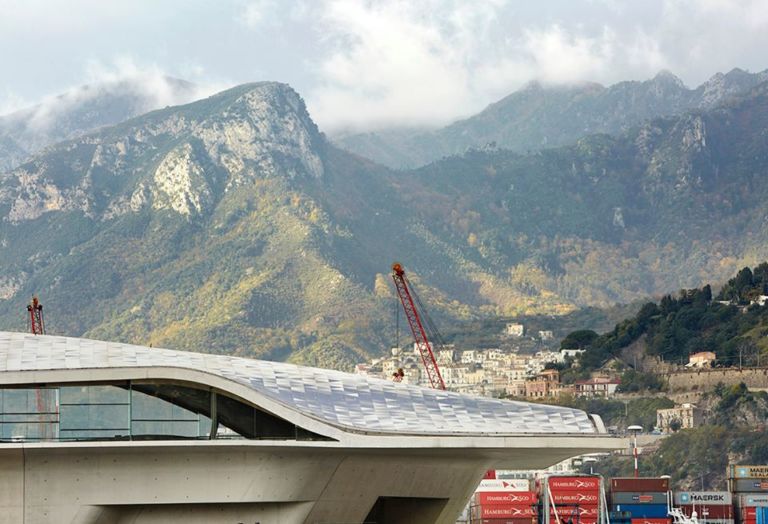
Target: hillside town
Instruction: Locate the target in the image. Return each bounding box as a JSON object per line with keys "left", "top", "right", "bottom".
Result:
{"left": 355, "top": 321, "right": 620, "bottom": 399}
{"left": 355, "top": 320, "right": 738, "bottom": 439}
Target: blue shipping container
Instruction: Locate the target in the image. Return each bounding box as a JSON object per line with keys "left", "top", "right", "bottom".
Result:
{"left": 758, "top": 507, "right": 768, "bottom": 524}
{"left": 612, "top": 504, "right": 668, "bottom": 518}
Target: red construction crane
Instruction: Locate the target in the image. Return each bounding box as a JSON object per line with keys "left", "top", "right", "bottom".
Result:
{"left": 26, "top": 296, "right": 54, "bottom": 440}
{"left": 392, "top": 266, "right": 496, "bottom": 480}
{"left": 27, "top": 296, "right": 44, "bottom": 335}
{"left": 391, "top": 263, "right": 446, "bottom": 390}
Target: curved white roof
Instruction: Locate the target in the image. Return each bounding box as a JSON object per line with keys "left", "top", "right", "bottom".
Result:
{"left": 0, "top": 332, "right": 599, "bottom": 437}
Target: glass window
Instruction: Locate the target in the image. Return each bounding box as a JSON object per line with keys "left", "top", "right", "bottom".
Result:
{"left": 0, "top": 388, "right": 59, "bottom": 441}
{"left": 130, "top": 384, "right": 211, "bottom": 439}
{"left": 60, "top": 385, "right": 129, "bottom": 405}
{"left": 58, "top": 385, "right": 129, "bottom": 440}
{"left": 1, "top": 383, "right": 332, "bottom": 442}
{"left": 59, "top": 404, "right": 130, "bottom": 432}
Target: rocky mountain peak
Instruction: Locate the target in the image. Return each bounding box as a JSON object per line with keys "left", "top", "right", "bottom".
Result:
{"left": 647, "top": 70, "right": 687, "bottom": 96}
{"left": 0, "top": 76, "right": 202, "bottom": 171}
{"left": 0, "top": 81, "right": 327, "bottom": 223}
{"left": 697, "top": 67, "right": 768, "bottom": 108}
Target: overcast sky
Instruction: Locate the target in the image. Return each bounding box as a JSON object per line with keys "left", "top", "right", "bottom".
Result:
{"left": 2, "top": 0, "right": 768, "bottom": 132}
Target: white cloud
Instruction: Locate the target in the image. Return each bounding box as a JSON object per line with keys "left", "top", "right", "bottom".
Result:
{"left": 23, "top": 57, "right": 229, "bottom": 131}
{"left": 305, "top": 1, "right": 676, "bottom": 131}
{"left": 307, "top": 0, "right": 501, "bottom": 131}
{"left": 0, "top": 90, "right": 29, "bottom": 117}
{"left": 239, "top": 0, "right": 277, "bottom": 28}
{"left": 3, "top": 0, "right": 768, "bottom": 132}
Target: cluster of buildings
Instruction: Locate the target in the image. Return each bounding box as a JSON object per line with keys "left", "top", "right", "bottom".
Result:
{"left": 355, "top": 337, "right": 621, "bottom": 400}
{"left": 356, "top": 321, "right": 716, "bottom": 437}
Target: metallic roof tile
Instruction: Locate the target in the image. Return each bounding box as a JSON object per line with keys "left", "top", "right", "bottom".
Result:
{"left": 0, "top": 332, "right": 597, "bottom": 436}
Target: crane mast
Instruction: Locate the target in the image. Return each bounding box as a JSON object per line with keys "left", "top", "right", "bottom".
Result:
{"left": 391, "top": 263, "right": 446, "bottom": 390}
{"left": 27, "top": 296, "right": 44, "bottom": 335}
{"left": 26, "top": 296, "right": 54, "bottom": 440}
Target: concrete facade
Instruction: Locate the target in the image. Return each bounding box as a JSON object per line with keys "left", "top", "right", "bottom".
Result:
{"left": 1, "top": 437, "right": 621, "bottom": 524}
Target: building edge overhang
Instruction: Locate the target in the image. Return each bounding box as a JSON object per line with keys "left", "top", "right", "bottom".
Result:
{"left": 0, "top": 435, "right": 626, "bottom": 470}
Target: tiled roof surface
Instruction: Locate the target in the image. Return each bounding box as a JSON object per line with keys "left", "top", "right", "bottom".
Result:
{"left": 0, "top": 332, "right": 599, "bottom": 436}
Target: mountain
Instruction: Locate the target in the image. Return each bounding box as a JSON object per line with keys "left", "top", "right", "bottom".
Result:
{"left": 3, "top": 79, "right": 768, "bottom": 370}
{"left": 0, "top": 77, "right": 201, "bottom": 171}
{"left": 335, "top": 68, "right": 768, "bottom": 169}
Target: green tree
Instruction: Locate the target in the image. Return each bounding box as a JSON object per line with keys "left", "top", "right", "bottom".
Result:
{"left": 561, "top": 329, "right": 599, "bottom": 349}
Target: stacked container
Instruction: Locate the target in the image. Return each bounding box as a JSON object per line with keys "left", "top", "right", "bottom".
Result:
{"left": 673, "top": 492, "right": 734, "bottom": 524}
{"left": 729, "top": 465, "right": 768, "bottom": 524}
{"left": 540, "top": 475, "right": 602, "bottom": 524}
{"left": 609, "top": 477, "right": 670, "bottom": 524}
{"left": 470, "top": 478, "right": 538, "bottom": 524}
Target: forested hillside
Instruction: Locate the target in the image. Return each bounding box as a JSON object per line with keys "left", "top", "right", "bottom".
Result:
{"left": 3, "top": 80, "right": 768, "bottom": 368}
{"left": 336, "top": 68, "right": 768, "bottom": 169}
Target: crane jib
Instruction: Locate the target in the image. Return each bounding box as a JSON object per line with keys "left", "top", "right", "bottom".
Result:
{"left": 391, "top": 265, "right": 446, "bottom": 390}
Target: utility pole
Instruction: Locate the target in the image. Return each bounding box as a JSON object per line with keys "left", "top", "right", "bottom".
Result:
{"left": 628, "top": 425, "right": 642, "bottom": 478}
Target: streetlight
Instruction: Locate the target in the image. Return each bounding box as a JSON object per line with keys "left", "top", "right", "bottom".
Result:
{"left": 627, "top": 425, "right": 643, "bottom": 478}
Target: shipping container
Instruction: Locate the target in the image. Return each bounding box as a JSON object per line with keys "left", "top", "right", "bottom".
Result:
{"left": 676, "top": 505, "right": 734, "bottom": 518}
{"left": 476, "top": 519, "right": 537, "bottom": 524}
{"left": 612, "top": 504, "right": 668, "bottom": 518}
{"left": 738, "top": 507, "right": 768, "bottom": 524}
{"left": 687, "top": 520, "right": 734, "bottom": 524}
{"left": 611, "top": 478, "right": 670, "bottom": 493}
{"left": 549, "top": 492, "right": 600, "bottom": 504}
{"left": 547, "top": 476, "right": 601, "bottom": 492}
{"left": 738, "top": 495, "right": 768, "bottom": 507}
{"left": 740, "top": 507, "right": 758, "bottom": 519}
{"left": 612, "top": 493, "right": 668, "bottom": 505}
{"left": 674, "top": 492, "right": 732, "bottom": 505}
{"left": 474, "top": 492, "right": 538, "bottom": 505}
{"left": 548, "top": 518, "right": 597, "bottom": 524}
{"left": 729, "top": 466, "right": 768, "bottom": 479}
{"left": 549, "top": 506, "right": 600, "bottom": 518}
{"left": 629, "top": 519, "right": 670, "bottom": 524}
{"left": 472, "top": 505, "right": 537, "bottom": 518}
{"left": 477, "top": 479, "right": 533, "bottom": 492}
{"left": 472, "top": 491, "right": 537, "bottom": 508}
{"left": 731, "top": 479, "right": 768, "bottom": 493}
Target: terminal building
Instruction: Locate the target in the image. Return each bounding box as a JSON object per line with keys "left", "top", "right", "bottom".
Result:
{"left": 0, "top": 332, "right": 620, "bottom": 524}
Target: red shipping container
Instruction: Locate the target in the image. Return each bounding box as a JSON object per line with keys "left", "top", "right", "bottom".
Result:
{"left": 550, "top": 517, "right": 598, "bottom": 524}
{"left": 677, "top": 505, "right": 734, "bottom": 519}
{"left": 476, "top": 492, "right": 538, "bottom": 505}
{"left": 630, "top": 519, "right": 670, "bottom": 524}
{"left": 549, "top": 506, "right": 600, "bottom": 517}
{"left": 548, "top": 477, "right": 601, "bottom": 491}
{"left": 475, "top": 506, "right": 537, "bottom": 518}
{"left": 742, "top": 519, "right": 756, "bottom": 524}
{"left": 549, "top": 492, "right": 600, "bottom": 504}
{"left": 478, "top": 519, "right": 536, "bottom": 524}
{"left": 741, "top": 508, "right": 757, "bottom": 519}
{"left": 611, "top": 478, "right": 669, "bottom": 493}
